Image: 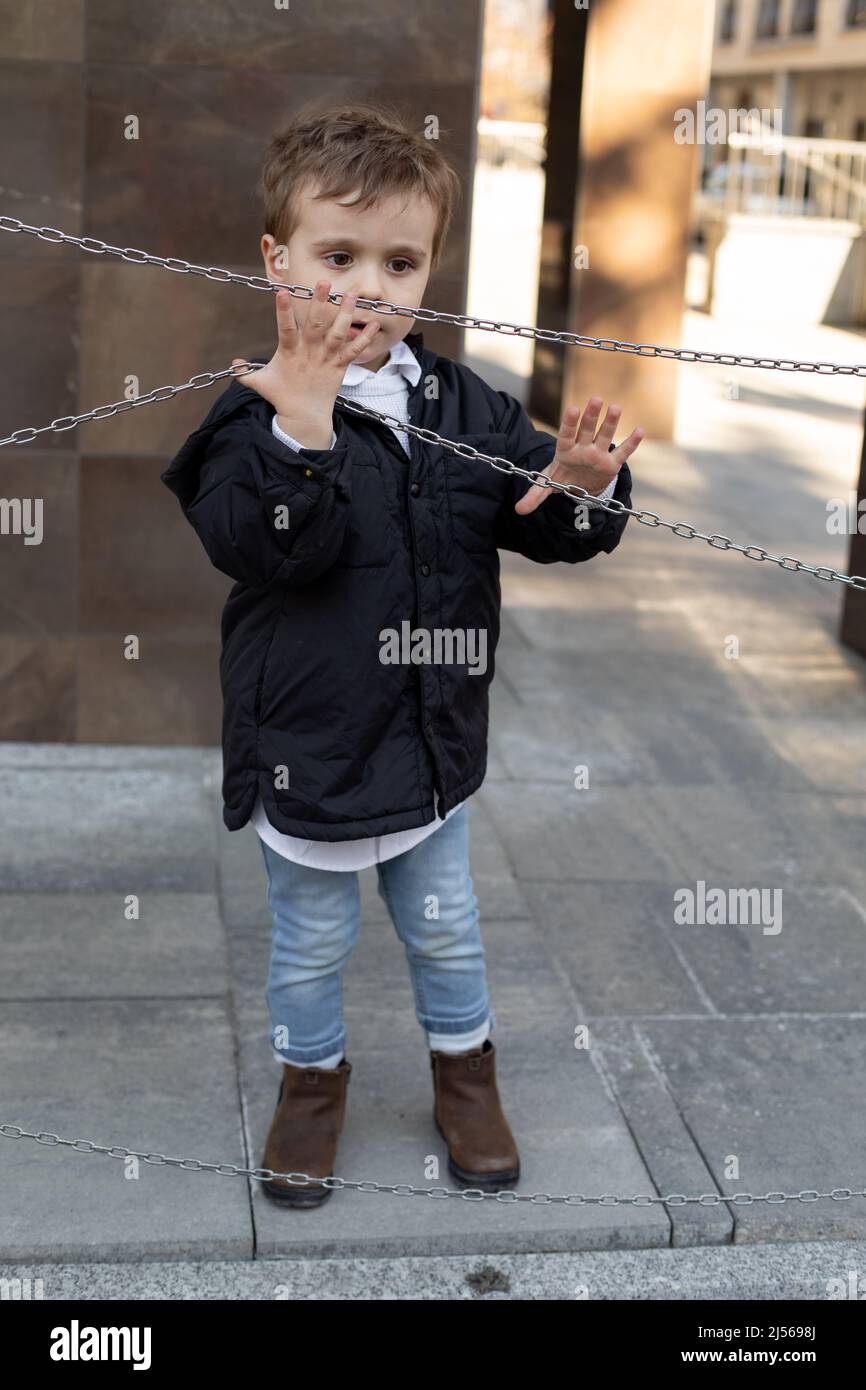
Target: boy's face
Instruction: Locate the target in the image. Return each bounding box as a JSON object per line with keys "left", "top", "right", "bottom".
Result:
{"left": 261, "top": 182, "right": 436, "bottom": 374}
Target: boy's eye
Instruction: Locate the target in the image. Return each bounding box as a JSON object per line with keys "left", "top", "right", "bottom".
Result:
{"left": 322, "top": 253, "right": 414, "bottom": 273}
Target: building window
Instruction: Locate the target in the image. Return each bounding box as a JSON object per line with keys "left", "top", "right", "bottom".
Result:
{"left": 719, "top": 0, "right": 737, "bottom": 42}
{"left": 755, "top": 0, "right": 781, "bottom": 37}
{"left": 854, "top": 118, "right": 866, "bottom": 142}
{"left": 790, "top": 0, "right": 818, "bottom": 34}
{"left": 845, "top": 0, "right": 866, "bottom": 27}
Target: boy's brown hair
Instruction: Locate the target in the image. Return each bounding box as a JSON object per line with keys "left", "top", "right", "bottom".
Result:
{"left": 259, "top": 102, "right": 462, "bottom": 274}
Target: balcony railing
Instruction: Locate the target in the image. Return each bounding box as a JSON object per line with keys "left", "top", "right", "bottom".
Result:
{"left": 698, "top": 127, "right": 866, "bottom": 224}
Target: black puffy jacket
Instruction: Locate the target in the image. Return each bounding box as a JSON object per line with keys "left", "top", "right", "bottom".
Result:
{"left": 160, "top": 329, "right": 633, "bottom": 839}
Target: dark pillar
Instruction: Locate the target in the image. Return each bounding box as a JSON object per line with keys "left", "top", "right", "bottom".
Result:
{"left": 840, "top": 418, "right": 866, "bottom": 655}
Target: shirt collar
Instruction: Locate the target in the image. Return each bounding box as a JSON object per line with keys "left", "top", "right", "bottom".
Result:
{"left": 341, "top": 335, "right": 423, "bottom": 389}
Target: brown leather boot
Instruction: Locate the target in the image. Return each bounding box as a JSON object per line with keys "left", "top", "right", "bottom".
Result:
{"left": 260, "top": 1058, "right": 352, "bottom": 1208}
{"left": 430, "top": 1038, "right": 520, "bottom": 1190}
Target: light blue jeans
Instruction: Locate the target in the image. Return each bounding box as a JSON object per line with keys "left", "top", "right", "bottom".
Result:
{"left": 259, "top": 804, "right": 496, "bottom": 1065}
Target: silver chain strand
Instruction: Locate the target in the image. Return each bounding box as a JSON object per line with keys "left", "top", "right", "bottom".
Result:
{"left": 1, "top": 214, "right": 863, "bottom": 589}
{"left": 2, "top": 1124, "right": 863, "bottom": 1208}
{"left": 2, "top": 356, "right": 864, "bottom": 592}
{"left": 3, "top": 215, "right": 866, "bottom": 376}
{"left": 329, "top": 388, "right": 866, "bottom": 591}
{"left": 0, "top": 364, "right": 244, "bottom": 448}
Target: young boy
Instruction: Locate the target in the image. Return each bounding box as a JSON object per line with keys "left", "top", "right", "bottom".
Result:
{"left": 161, "top": 103, "right": 643, "bottom": 1208}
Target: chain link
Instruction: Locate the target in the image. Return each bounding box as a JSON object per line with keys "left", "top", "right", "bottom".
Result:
{"left": 3, "top": 215, "right": 866, "bottom": 376}
{"left": 327, "top": 389, "right": 866, "bottom": 591}
{"left": 2, "top": 1123, "right": 862, "bottom": 1208}
{"left": 0, "top": 364, "right": 243, "bottom": 448}
{"left": 2, "top": 355, "right": 863, "bottom": 592}
{"left": 2, "top": 214, "right": 864, "bottom": 590}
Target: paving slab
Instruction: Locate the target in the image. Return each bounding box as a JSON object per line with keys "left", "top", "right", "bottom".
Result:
{"left": 0, "top": 744, "right": 220, "bottom": 773}
{"left": 756, "top": 714, "right": 866, "bottom": 794}
{"left": 216, "top": 816, "right": 272, "bottom": 931}
{"left": 622, "top": 1016, "right": 866, "bottom": 1243}
{"left": 0, "top": 767, "right": 216, "bottom": 893}
{"left": 582, "top": 1020, "right": 733, "bottom": 1246}
{"left": 642, "top": 785, "right": 866, "bottom": 894}
{"left": 518, "top": 878, "right": 714, "bottom": 1017}
{"left": 0, "top": 893, "right": 226, "bottom": 999}
{"left": 492, "top": 706, "right": 797, "bottom": 792}
{"left": 521, "top": 878, "right": 866, "bottom": 1017}
{"left": 479, "top": 780, "right": 679, "bottom": 883}
{"left": 0, "top": 1000, "right": 252, "bottom": 1263}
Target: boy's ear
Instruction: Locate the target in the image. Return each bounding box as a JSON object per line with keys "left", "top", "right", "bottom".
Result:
{"left": 260, "top": 234, "right": 286, "bottom": 277}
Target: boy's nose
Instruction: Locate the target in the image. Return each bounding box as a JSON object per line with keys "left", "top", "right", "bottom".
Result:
{"left": 349, "top": 282, "right": 385, "bottom": 308}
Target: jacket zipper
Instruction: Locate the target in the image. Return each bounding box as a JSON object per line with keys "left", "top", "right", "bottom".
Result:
{"left": 403, "top": 379, "right": 445, "bottom": 817}
{"left": 335, "top": 367, "right": 446, "bottom": 819}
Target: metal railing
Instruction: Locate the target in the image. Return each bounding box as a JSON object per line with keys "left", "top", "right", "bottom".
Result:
{"left": 699, "top": 128, "right": 866, "bottom": 224}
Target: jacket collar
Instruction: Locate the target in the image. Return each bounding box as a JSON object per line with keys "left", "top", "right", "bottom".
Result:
{"left": 404, "top": 328, "right": 425, "bottom": 360}
{"left": 341, "top": 333, "right": 423, "bottom": 389}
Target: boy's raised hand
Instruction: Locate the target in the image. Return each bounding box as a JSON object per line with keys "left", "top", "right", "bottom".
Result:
{"left": 514, "top": 397, "right": 644, "bottom": 514}
{"left": 231, "top": 280, "right": 381, "bottom": 445}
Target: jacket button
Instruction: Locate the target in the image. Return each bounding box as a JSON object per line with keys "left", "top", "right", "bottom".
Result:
{"left": 410, "top": 482, "right": 421, "bottom": 497}
{"left": 304, "top": 467, "right": 313, "bottom": 478}
{"left": 420, "top": 562, "right": 431, "bottom": 576}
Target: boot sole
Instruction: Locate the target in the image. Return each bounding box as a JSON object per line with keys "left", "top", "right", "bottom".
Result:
{"left": 262, "top": 1179, "right": 334, "bottom": 1208}
{"left": 435, "top": 1118, "right": 520, "bottom": 1191}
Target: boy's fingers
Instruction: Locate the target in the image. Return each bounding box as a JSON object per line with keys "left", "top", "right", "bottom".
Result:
{"left": 339, "top": 318, "right": 381, "bottom": 365}
{"left": 304, "top": 280, "right": 332, "bottom": 334}
{"left": 274, "top": 289, "right": 299, "bottom": 346}
{"left": 231, "top": 358, "right": 264, "bottom": 394}
{"left": 557, "top": 404, "right": 580, "bottom": 452}
{"left": 329, "top": 289, "right": 359, "bottom": 341}
{"left": 611, "top": 426, "right": 645, "bottom": 462}
{"left": 577, "top": 396, "right": 603, "bottom": 443}
{"left": 514, "top": 471, "right": 552, "bottom": 515}
{"left": 594, "top": 402, "right": 621, "bottom": 451}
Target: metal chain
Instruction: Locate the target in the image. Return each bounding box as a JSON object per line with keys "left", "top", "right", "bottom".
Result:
{"left": 3, "top": 356, "right": 864, "bottom": 593}
{"left": 2, "top": 1123, "right": 862, "bottom": 1208}
{"left": 3, "top": 215, "right": 866, "bottom": 376}
{"left": 328, "top": 388, "right": 866, "bottom": 591}
{"left": 0, "top": 364, "right": 243, "bottom": 448}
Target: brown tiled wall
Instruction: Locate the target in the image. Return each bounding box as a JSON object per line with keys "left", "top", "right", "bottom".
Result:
{"left": 0, "top": 0, "right": 482, "bottom": 743}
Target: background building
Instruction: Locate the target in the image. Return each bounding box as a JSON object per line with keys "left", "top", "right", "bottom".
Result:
{"left": 711, "top": 0, "right": 866, "bottom": 141}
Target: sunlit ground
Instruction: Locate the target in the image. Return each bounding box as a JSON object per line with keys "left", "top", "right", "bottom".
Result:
{"left": 464, "top": 155, "right": 866, "bottom": 798}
